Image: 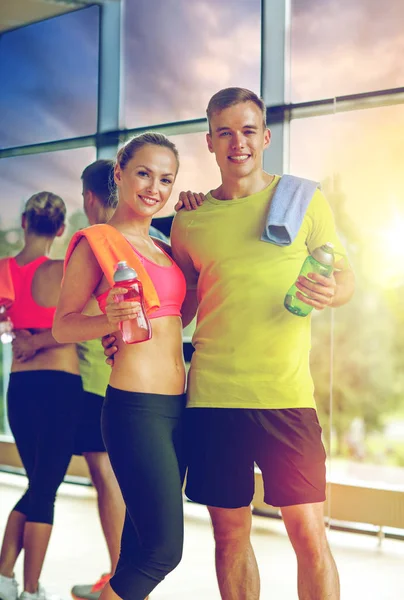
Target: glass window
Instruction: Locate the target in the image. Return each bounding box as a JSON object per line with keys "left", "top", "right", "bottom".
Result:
{"left": 290, "top": 104, "right": 404, "bottom": 488}
{"left": 0, "top": 6, "right": 99, "bottom": 149}
{"left": 0, "top": 146, "right": 96, "bottom": 434}
{"left": 0, "top": 343, "right": 12, "bottom": 435}
{"left": 123, "top": 0, "right": 261, "bottom": 127}
{"left": 290, "top": 0, "right": 404, "bottom": 102}
{"left": 0, "top": 147, "right": 96, "bottom": 258}
{"left": 152, "top": 131, "right": 221, "bottom": 218}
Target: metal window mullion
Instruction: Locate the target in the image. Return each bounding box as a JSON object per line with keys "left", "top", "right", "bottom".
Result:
{"left": 261, "top": 0, "right": 290, "bottom": 175}
{"left": 0, "top": 119, "right": 208, "bottom": 160}
{"left": 96, "top": 0, "right": 122, "bottom": 159}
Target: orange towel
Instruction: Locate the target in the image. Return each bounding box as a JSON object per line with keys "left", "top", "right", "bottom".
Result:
{"left": 0, "top": 257, "right": 15, "bottom": 306}
{"left": 64, "top": 224, "right": 160, "bottom": 314}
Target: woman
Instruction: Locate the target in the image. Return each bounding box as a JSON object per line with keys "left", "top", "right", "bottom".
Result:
{"left": 0, "top": 192, "right": 83, "bottom": 600}
{"left": 53, "top": 133, "right": 187, "bottom": 600}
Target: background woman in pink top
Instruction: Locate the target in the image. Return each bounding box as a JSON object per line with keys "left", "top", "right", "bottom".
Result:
{"left": 53, "top": 133, "right": 188, "bottom": 600}
{"left": 0, "top": 192, "right": 82, "bottom": 600}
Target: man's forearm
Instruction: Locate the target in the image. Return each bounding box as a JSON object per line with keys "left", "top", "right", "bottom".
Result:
{"left": 331, "top": 268, "right": 355, "bottom": 308}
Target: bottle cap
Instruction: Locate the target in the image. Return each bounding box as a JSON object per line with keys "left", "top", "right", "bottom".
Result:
{"left": 113, "top": 261, "right": 138, "bottom": 283}
{"left": 311, "top": 242, "right": 334, "bottom": 266}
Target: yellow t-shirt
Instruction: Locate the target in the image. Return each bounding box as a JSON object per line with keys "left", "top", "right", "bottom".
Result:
{"left": 77, "top": 338, "right": 110, "bottom": 398}
{"left": 171, "top": 176, "right": 347, "bottom": 410}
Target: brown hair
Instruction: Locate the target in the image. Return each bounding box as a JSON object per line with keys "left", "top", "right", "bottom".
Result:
{"left": 116, "top": 132, "right": 180, "bottom": 174}
{"left": 23, "top": 191, "right": 66, "bottom": 236}
{"left": 206, "top": 87, "right": 267, "bottom": 132}
{"left": 81, "top": 159, "right": 117, "bottom": 209}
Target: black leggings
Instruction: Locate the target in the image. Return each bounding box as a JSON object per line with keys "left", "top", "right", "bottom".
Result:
{"left": 7, "top": 370, "right": 83, "bottom": 524}
{"left": 101, "top": 386, "right": 186, "bottom": 600}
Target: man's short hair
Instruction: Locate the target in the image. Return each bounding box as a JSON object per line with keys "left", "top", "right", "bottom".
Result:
{"left": 81, "top": 159, "right": 117, "bottom": 209}
{"left": 206, "top": 87, "right": 267, "bottom": 132}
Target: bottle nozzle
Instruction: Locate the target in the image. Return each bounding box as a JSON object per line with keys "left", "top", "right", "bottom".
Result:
{"left": 113, "top": 261, "right": 138, "bottom": 282}
{"left": 115, "top": 261, "right": 128, "bottom": 270}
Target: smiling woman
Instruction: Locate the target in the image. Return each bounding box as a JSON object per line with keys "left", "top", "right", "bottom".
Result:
{"left": 114, "top": 132, "right": 179, "bottom": 217}
{"left": 53, "top": 132, "right": 188, "bottom": 600}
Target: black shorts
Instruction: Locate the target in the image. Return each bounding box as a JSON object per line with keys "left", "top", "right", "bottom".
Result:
{"left": 74, "top": 391, "right": 106, "bottom": 455}
{"left": 185, "top": 407, "right": 326, "bottom": 509}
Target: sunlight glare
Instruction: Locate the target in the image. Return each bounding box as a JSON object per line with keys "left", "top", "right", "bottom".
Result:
{"left": 374, "top": 214, "right": 404, "bottom": 287}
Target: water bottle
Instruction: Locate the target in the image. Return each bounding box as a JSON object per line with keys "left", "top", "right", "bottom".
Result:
{"left": 284, "top": 242, "right": 335, "bottom": 317}
{"left": 113, "top": 261, "right": 152, "bottom": 344}
{"left": 0, "top": 300, "right": 14, "bottom": 344}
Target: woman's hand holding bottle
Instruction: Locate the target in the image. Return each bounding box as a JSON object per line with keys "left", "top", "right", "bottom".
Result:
{"left": 105, "top": 287, "right": 142, "bottom": 329}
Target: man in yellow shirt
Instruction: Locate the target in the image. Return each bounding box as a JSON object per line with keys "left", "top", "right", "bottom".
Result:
{"left": 171, "top": 88, "right": 355, "bottom": 600}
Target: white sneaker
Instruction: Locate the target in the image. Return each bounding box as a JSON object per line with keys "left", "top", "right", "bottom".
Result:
{"left": 19, "top": 585, "right": 58, "bottom": 600}
{"left": 0, "top": 574, "right": 19, "bottom": 600}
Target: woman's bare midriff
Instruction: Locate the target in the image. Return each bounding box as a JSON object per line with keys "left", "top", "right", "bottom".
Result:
{"left": 11, "top": 328, "right": 80, "bottom": 374}
{"left": 109, "top": 316, "right": 186, "bottom": 395}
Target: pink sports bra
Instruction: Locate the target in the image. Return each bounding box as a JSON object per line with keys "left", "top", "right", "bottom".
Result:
{"left": 97, "top": 243, "right": 186, "bottom": 319}
{"left": 7, "top": 256, "right": 56, "bottom": 329}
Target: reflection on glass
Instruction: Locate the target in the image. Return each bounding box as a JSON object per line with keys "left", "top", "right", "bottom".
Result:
{"left": 0, "top": 147, "right": 96, "bottom": 434}
{"left": 0, "top": 343, "right": 3, "bottom": 432}
{"left": 0, "top": 147, "right": 96, "bottom": 259}
{"left": 0, "top": 6, "right": 99, "bottom": 148}
{"left": 290, "top": 105, "right": 404, "bottom": 489}
{"left": 123, "top": 0, "right": 261, "bottom": 127}
{"left": 290, "top": 0, "right": 404, "bottom": 101}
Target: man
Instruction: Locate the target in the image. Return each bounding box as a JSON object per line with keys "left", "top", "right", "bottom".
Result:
{"left": 104, "top": 87, "right": 354, "bottom": 599}
{"left": 170, "top": 88, "right": 354, "bottom": 600}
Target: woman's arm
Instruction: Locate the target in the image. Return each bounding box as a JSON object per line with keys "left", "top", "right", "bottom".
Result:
{"left": 53, "top": 238, "right": 115, "bottom": 343}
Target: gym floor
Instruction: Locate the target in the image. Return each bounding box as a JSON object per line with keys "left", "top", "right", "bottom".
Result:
{"left": 1, "top": 472, "right": 403, "bottom": 600}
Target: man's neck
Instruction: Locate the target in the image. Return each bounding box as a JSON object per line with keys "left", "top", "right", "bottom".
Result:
{"left": 213, "top": 171, "right": 274, "bottom": 201}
